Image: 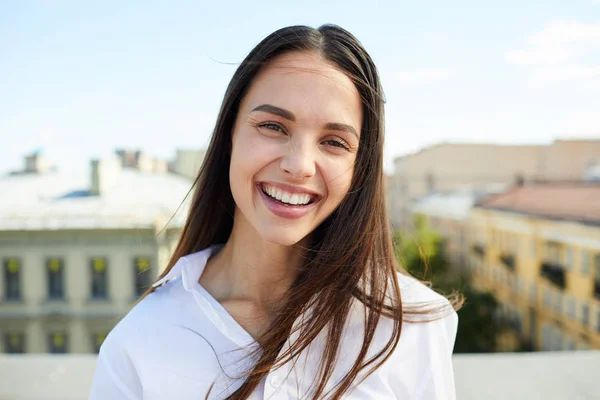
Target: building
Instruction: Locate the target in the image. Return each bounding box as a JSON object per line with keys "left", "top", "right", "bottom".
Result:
{"left": 410, "top": 191, "right": 479, "bottom": 269}
{"left": 168, "top": 149, "right": 206, "bottom": 180}
{"left": 0, "top": 152, "right": 193, "bottom": 354}
{"left": 467, "top": 184, "right": 600, "bottom": 351}
{"left": 389, "top": 139, "right": 600, "bottom": 228}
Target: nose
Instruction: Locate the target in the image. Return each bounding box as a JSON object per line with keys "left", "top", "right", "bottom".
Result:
{"left": 280, "top": 142, "right": 316, "bottom": 180}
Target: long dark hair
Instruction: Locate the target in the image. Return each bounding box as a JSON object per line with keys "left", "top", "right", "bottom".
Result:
{"left": 141, "top": 24, "right": 461, "bottom": 399}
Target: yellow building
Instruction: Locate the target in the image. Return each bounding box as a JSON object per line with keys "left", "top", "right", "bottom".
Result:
{"left": 468, "top": 184, "right": 600, "bottom": 351}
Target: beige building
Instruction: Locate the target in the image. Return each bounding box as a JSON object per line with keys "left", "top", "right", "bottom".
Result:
{"left": 388, "top": 139, "right": 600, "bottom": 228}
{"left": 410, "top": 191, "right": 477, "bottom": 270}
{"left": 467, "top": 184, "right": 600, "bottom": 351}
{"left": 0, "top": 152, "right": 192, "bottom": 354}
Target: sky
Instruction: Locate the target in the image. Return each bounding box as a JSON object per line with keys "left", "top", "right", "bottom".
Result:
{"left": 1, "top": 0, "right": 599, "bottom": 175}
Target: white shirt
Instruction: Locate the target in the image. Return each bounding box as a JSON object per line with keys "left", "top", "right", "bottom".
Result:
{"left": 89, "top": 246, "right": 458, "bottom": 399}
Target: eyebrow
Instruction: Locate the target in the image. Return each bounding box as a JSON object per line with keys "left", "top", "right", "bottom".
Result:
{"left": 250, "top": 103, "right": 359, "bottom": 140}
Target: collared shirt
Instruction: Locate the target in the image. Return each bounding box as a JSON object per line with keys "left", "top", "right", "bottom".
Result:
{"left": 89, "top": 246, "right": 458, "bottom": 399}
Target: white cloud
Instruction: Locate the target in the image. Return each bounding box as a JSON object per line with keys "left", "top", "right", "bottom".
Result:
{"left": 506, "top": 20, "right": 600, "bottom": 85}
{"left": 393, "top": 67, "right": 452, "bottom": 86}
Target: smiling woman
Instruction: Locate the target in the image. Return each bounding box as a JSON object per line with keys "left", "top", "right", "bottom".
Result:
{"left": 89, "top": 24, "right": 462, "bottom": 400}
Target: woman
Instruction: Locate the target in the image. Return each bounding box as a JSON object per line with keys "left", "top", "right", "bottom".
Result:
{"left": 89, "top": 24, "right": 461, "bottom": 400}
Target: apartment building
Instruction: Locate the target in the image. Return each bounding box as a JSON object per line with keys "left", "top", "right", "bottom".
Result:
{"left": 467, "top": 184, "right": 600, "bottom": 351}
{"left": 388, "top": 139, "right": 600, "bottom": 228}
{"left": 410, "top": 191, "right": 478, "bottom": 270}
{"left": 0, "top": 153, "right": 192, "bottom": 354}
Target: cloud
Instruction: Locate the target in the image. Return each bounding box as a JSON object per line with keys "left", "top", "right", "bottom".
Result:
{"left": 393, "top": 67, "right": 452, "bottom": 86}
{"left": 506, "top": 20, "right": 600, "bottom": 85}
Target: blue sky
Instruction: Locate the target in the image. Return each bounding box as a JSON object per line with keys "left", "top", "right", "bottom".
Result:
{"left": 1, "top": 0, "right": 599, "bottom": 175}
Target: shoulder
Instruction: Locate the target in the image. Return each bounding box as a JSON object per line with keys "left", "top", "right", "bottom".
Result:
{"left": 100, "top": 279, "right": 185, "bottom": 360}
{"left": 378, "top": 272, "right": 458, "bottom": 399}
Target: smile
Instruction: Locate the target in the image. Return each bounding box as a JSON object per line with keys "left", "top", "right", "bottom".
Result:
{"left": 260, "top": 183, "right": 317, "bottom": 206}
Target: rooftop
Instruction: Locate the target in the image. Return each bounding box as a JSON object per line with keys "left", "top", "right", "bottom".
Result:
{"left": 0, "top": 168, "right": 193, "bottom": 231}
{"left": 0, "top": 351, "right": 598, "bottom": 399}
{"left": 475, "top": 184, "right": 600, "bottom": 225}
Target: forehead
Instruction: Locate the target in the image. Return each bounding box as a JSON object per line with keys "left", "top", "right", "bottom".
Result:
{"left": 242, "top": 51, "right": 362, "bottom": 125}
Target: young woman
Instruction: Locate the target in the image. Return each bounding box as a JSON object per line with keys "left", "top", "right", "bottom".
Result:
{"left": 89, "top": 24, "right": 461, "bottom": 400}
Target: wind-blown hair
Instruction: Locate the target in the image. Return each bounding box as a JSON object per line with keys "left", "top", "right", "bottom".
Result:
{"left": 141, "top": 24, "right": 460, "bottom": 399}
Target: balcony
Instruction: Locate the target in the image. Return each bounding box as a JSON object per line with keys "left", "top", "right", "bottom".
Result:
{"left": 499, "top": 253, "right": 515, "bottom": 271}
{"left": 540, "top": 262, "right": 566, "bottom": 289}
{"left": 472, "top": 244, "right": 485, "bottom": 257}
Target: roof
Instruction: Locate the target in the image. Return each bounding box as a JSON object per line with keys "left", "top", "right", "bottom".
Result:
{"left": 0, "top": 169, "right": 193, "bottom": 231}
{"left": 475, "top": 184, "right": 600, "bottom": 225}
{"left": 1, "top": 351, "right": 599, "bottom": 399}
{"left": 411, "top": 192, "right": 477, "bottom": 221}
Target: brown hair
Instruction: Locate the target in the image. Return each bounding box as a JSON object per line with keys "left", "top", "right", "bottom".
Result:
{"left": 141, "top": 24, "right": 461, "bottom": 399}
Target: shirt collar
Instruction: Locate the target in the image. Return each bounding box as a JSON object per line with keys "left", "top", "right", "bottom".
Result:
{"left": 152, "top": 244, "right": 223, "bottom": 289}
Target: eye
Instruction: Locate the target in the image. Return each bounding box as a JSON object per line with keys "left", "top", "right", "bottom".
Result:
{"left": 323, "top": 138, "right": 350, "bottom": 151}
{"left": 258, "top": 122, "right": 286, "bottom": 134}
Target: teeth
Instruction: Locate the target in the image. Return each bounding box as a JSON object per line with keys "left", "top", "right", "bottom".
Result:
{"left": 262, "top": 184, "right": 313, "bottom": 206}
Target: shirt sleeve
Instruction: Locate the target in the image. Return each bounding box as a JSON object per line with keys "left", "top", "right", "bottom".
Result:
{"left": 413, "top": 310, "right": 459, "bottom": 400}
{"left": 88, "top": 331, "right": 143, "bottom": 400}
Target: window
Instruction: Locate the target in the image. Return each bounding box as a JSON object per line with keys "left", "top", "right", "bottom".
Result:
{"left": 555, "top": 292, "right": 563, "bottom": 314}
{"left": 582, "top": 303, "right": 589, "bottom": 326}
{"left": 3, "top": 258, "right": 21, "bottom": 300}
{"left": 594, "top": 254, "right": 600, "bottom": 281}
{"left": 47, "top": 257, "right": 64, "bottom": 300}
{"left": 565, "top": 248, "right": 573, "bottom": 270}
{"left": 566, "top": 296, "right": 576, "bottom": 319}
{"left": 90, "top": 257, "right": 108, "bottom": 299}
{"left": 543, "top": 287, "right": 551, "bottom": 307}
{"left": 48, "top": 331, "right": 68, "bottom": 353}
{"left": 3, "top": 332, "right": 25, "bottom": 353}
{"left": 529, "top": 282, "right": 537, "bottom": 302}
{"left": 581, "top": 251, "right": 590, "bottom": 276}
{"left": 134, "top": 257, "right": 152, "bottom": 298}
{"left": 531, "top": 239, "right": 538, "bottom": 259}
{"left": 91, "top": 332, "right": 107, "bottom": 354}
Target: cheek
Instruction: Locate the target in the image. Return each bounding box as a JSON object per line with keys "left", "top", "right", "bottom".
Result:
{"left": 324, "top": 165, "right": 355, "bottom": 204}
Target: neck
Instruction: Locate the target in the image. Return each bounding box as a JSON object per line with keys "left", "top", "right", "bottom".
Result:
{"left": 201, "top": 211, "right": 307, "bottom": 308}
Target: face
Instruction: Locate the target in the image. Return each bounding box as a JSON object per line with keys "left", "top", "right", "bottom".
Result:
{"left": 229, "top": 51, "right": 363, "bottom": 246}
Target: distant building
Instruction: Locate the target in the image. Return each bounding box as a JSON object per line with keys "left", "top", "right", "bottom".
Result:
{"left": 467, "top": 184, "right": 600, "bottom": 351}
{"left": 389, "top": 139, "right": 600, "bottom": 229}
{"left": 0, "top": 152, "right": 193, "bottom": 354}
{"left": 169, "top": 149, "right": 206, "bottom": 180}
{"left": 410, "top": 191, "right": 479, "bottom": 269}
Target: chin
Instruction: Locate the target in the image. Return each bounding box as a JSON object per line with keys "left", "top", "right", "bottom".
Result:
{"left": 259, "top": 226, "right": 310, "bottom": 248}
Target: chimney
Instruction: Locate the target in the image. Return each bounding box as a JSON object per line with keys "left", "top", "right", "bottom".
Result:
{"left": 90, "top": 157, "right": 122, "bottom": 195}
{"left": 24, "top": 150, "right": 51, "bottom": 174}
{"left": 170, "top": 149, "right": 206, "bottom": 180}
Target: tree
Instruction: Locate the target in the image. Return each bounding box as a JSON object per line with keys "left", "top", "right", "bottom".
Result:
{"left": 393, "top": 215, "right": 508, "bottom": 353}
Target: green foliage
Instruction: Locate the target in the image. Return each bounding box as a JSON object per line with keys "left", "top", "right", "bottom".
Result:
{"left": 394, "top": 214, "right": 509, "bottom": 353}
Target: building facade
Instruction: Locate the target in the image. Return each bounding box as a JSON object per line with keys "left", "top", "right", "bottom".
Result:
{"left": 0, "top": 153, "right": 192, "bottom": 354}
{"left": 389, "top": 139, "right": 600, "bottom": 229}
{"left": 467, "top": 185, "right": 600, "bottom": 351}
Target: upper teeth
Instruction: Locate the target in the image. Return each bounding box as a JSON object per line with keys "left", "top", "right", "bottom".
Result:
{"left": 262, "top": 184, "right": 313, "bottom": 205}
